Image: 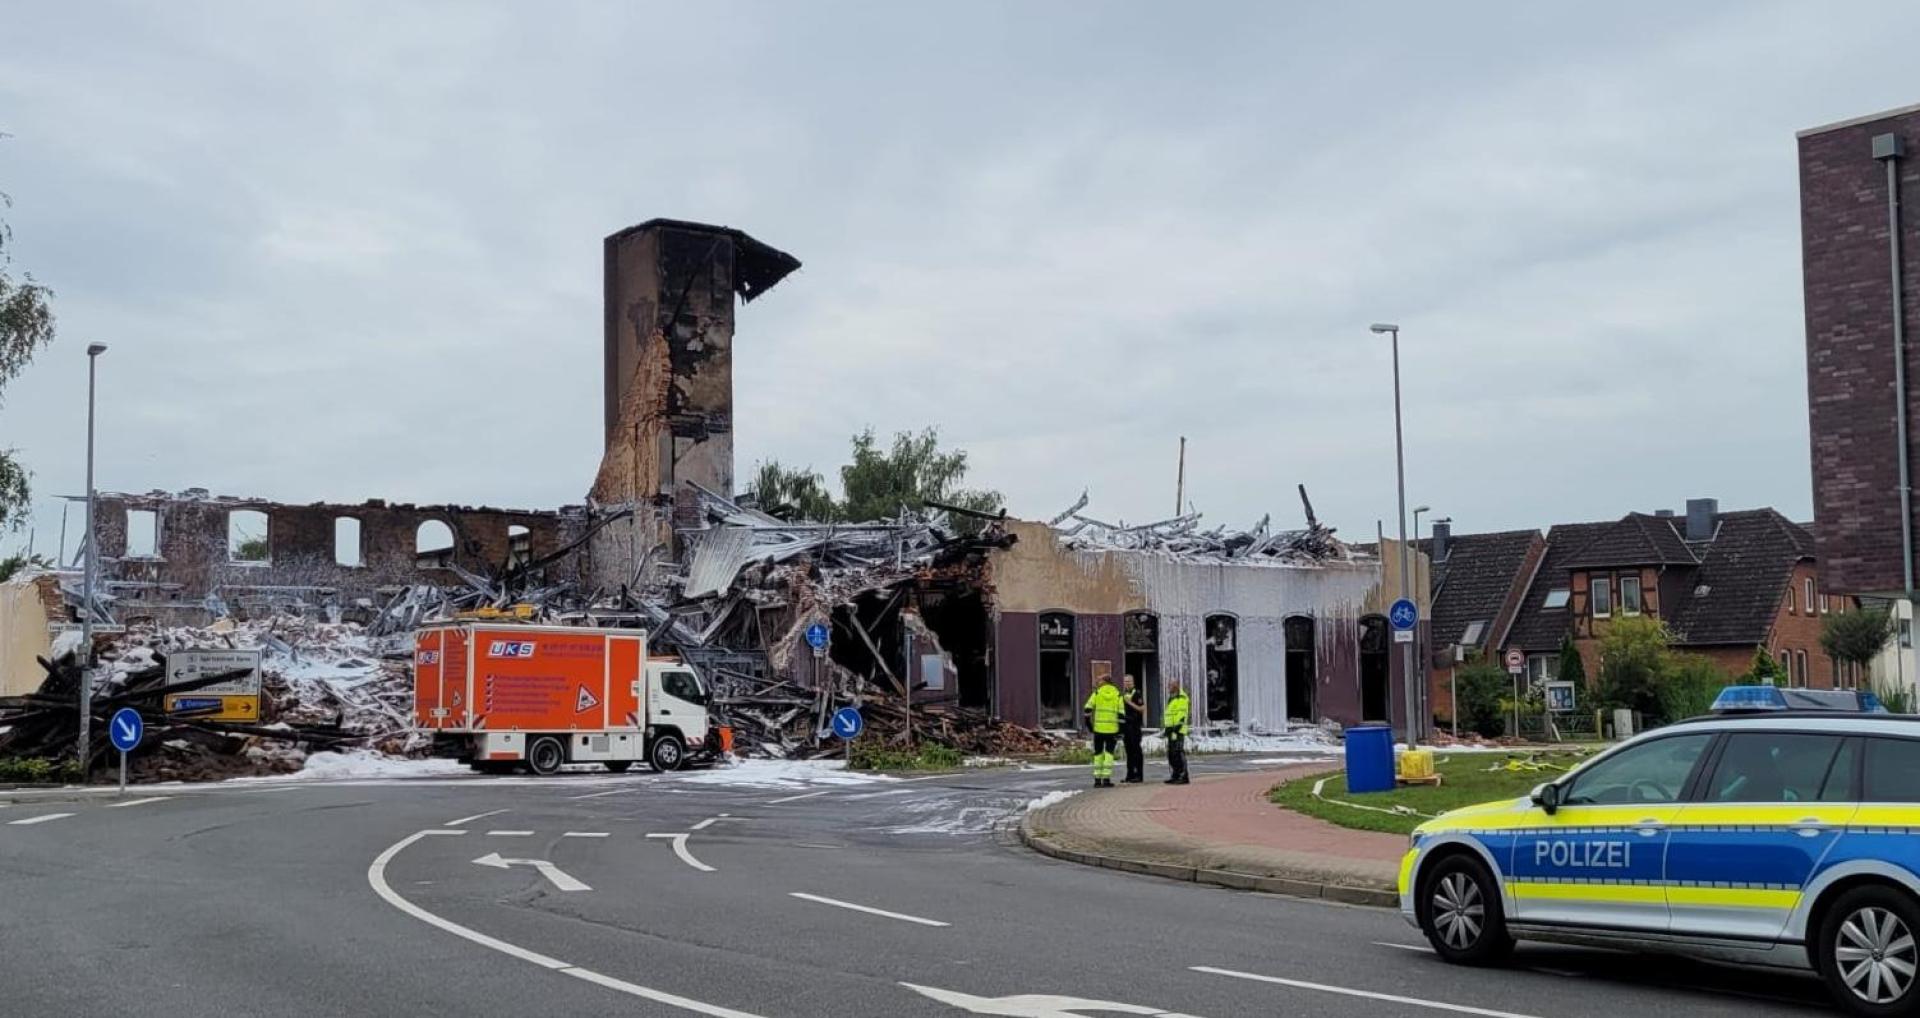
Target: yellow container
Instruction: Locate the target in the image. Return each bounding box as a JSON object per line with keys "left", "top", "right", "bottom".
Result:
{"left": 1398, "top": 747, "right": 1435, "bottom": 780}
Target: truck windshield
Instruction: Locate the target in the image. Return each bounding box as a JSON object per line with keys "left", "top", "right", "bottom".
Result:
{"left": 663, "top": 669, "right": 707, "bottom": 705}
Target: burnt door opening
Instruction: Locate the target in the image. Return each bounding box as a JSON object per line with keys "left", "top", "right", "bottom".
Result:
{"left": 919, "top": 586, "right": 992, "bottom": 710}
{"left": 1359, "top": 615, "right": 1390, "bottom": 722}
{"left": 1123, "top": 611, "right": 1160, "bottom": 724}
{"left": 1285, "top": 615, "right": 1316, "bottom": 722}
{"left": 1038, "top": 612, "right": 1076, "bottom": 729}
{"left": 1205, "top": 614, "right": 1238, "bottom": 723}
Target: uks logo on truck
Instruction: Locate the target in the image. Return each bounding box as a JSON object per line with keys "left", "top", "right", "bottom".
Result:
{"left": 487, "top": 640, "right": 537, "bottom": 659}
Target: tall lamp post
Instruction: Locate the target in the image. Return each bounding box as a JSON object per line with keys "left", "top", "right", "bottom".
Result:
{"left": 1412, "top": 504, "right": 1431, "bottom": 734}
{"left": 1369, "top": 323, "right": 1417, "bottom": 745}
{"left": 78, "top": 342, "right": 107, "bottom": 776}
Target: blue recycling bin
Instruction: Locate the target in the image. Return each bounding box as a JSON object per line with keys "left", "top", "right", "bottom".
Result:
{"left": 1344, "top": 724, "right": 1396, "bottom": 794}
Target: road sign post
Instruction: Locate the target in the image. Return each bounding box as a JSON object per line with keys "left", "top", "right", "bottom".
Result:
{"left": 831, "top": 706, "right": 863, "bottom": 766}
{"left": 108, "top": 707, "right": 143, "bottom": 796}
{"left": 1504, "top": 648, "right": 1526, "bottom": 739}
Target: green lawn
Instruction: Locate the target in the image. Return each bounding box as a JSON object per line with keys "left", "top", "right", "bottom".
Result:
{"left": 1268, "top": 751, "right": 1593, "bottom": 836}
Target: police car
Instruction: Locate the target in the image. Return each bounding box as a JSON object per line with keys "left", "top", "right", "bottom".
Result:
{"left": 1400, "top": 687, "right": 1920, "bottom": 1015}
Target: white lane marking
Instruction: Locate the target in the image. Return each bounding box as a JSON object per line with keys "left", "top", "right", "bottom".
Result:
{"left": 473, "top": 852, "right": 591, "bottom": 892}
{"left": 447, "top": 809, "right": 509, "bottom": 827}
{"left": 8, "top": 813, "right": 74, "bottom": 825}
{"left": 561, "top": 832, "right": 610, "bottom": 838}
{"left": 369, "top": 829, "right": 766, "bottom": 1018}
{"left": 789, "top": 892, "right": 950, "bottom": 928}
{"left": 106, "top": 796, "right": 171, "bottom": 809}
{"left": 901, "top": 982, "right": 1203, "bottom": 1016}
{"left": 646, "top": 833, "right": 715, "bottom": 872}
{"left": 764, "top": 789, "right": 831, "bottom": 805}
{"left": 486, "top": 830, "right": 534, "bottom": 837}
{"left": 844, "top": 788, "right": 917, "bottom": 800}
{"left": 234, "top": 785, "right": 306, "bottom": 794}
{"left": 570, "top": 788, "right": 633, "bottom": 800}
{"left": 1372, "top": 941, "right": 1430, "bottom": 953}
{"left": 1191, "top": 966, "right": 1543, "bottom": 1018}
{"left": 689, "top": 814, "right": 730, "bottom": 831}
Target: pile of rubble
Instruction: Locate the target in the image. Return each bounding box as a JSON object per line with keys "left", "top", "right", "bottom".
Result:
{"left": 1050, "top": 485, "right": 1355, "bottom": 564}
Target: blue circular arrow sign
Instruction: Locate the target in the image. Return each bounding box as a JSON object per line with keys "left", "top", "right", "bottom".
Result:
{"left": 1388, "top": 597, "right": 1418, "bottom": 631}
{"left": 831, "top": 706, "right": 863, "bottom": 740}
{"left": 805, "top": 622, "right": 829, "bottom": 650}
{"left": 108, "top": 707, "right": 144, "bottom": 753}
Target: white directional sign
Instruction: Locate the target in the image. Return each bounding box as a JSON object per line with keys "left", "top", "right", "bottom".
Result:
{"left": 472, "top": 852, "right": 591, "bottom": 892}
{"left": 901, "top": 983, "right": 1208, "bottom": 1018}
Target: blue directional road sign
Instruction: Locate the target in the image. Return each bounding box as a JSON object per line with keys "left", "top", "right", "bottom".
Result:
{"left": 831, "top": 706, "right": 864, "bottom": 740}
{"left": 108, "top": 707, "right": 144, "bottom": 753}
{"left": 1388, "top": 598, "right": 1419, "bottom": 631}
{"left": 805, "top": 622, "right": 829, "bottom": 650}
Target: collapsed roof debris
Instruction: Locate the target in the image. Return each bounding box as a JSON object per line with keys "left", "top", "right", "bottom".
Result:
{"left": 1050, "top": 486, "right": 1358, "bottom": 565}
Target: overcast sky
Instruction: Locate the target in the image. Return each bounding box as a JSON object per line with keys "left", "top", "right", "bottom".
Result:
{"left": 2, "top": 2, "right": 1917, "bottom": 560}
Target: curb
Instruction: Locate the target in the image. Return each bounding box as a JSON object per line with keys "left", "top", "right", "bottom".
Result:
{"left": 1017, "top": 814, "right": 1399, "bottom": 909}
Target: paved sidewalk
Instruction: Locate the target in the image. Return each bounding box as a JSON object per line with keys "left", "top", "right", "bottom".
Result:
{"left": 1019, "top": 765, "right": 1404, "bottom": 907}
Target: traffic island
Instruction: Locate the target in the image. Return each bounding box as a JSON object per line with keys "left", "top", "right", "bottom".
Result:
{"left": 1018, "top": 766, "right": 1401, "bottom": 907}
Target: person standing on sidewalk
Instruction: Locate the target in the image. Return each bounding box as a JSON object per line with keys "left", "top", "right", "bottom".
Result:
{"left": 1119, "top": 674, "right": 1146, "bottom": 783}
{"left": 1162, "top": 681, "right": 1190, "bottom": 785}
{"left": 1083, "top": 675, "right": 1122, "bottom": 788}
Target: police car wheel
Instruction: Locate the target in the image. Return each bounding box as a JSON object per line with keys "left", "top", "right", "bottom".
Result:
{"left": 1419, "top": 856, "right": 1512, "bottom": 965}
{"left": 1820, "top": 886, "right": 1920, "bottom": 1015}
{"left": 527, "top": 736, "right": 566, "bottom": 776}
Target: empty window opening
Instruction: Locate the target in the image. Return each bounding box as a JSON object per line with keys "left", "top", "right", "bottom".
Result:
{"left": 416, "top": 520, "right": 455, "bottom": 569}
{"left": 125, "top": 509, "right": 159, "bottom": 558}
{"left": 1124, "top": 612, "right": 1161, "bottom": 725}
{"left": 228, "top": 510, "right": 269, "bottom": 563}
{"left": 334, "top": 518, "right": 363, "bottom": 567}
{"left": 508, "top": 524, "right": 532, "bottom": 567}
{"left": 1205, "top": 614, "right": 1239, "bottom": 724}
{"left": 1037, "top": 613, "right": 1076, "bottom": 729}
{"left": 1356, "top": 616, "right": 1390, "bottom": 723}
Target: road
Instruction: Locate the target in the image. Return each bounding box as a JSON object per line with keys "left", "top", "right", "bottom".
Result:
{"left": 0, "top": 757, "right": 1838, "bottom": 1017}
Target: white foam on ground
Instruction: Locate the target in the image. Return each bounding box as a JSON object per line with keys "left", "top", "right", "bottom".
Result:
{"left": 674, "top": 759, "right": 897, "bottom": 789}
{"left": 235, "top": 750, "right": 471, "bottom": 782}
{"left": 1024, "top": 789, "right": 1082, "bottom": 812}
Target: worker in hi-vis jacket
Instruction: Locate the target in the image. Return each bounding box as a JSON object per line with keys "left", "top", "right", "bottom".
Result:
{"left": 1083, "top": 676, "right": 1123, "bottom": 788}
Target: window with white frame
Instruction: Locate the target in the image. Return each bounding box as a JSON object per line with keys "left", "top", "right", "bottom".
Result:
{"left": 1526, "top": 654, "right": 1558, "bottom": 684}
{"left": 1620, "top": 576, "right": 1643, "bottom": 616}
{"left": 1786, "top": 586, "right": 1796, "bottom": 614}
{"left": 1590, "top": 576, "right": 1611, "bottom": 618}
{"left": 1796, "top": 650, "right": 1810, "bottom": 688}
{"left": 1805, "top": 578, "right": 1815, "bottom": 615}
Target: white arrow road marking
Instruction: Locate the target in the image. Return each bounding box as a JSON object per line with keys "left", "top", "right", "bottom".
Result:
{"left": 370, "top": 830, "right": 766, "bottom": 1017}
{"left": 472, "top": 851, "right": 591, "bottom": 892}
{"left": 1190, "top": 966, "right": 1544, "bottom": 1018}
{"left": 689, "top": 814, "right": 730, "bottom": 831}
{"left": 899, "top": 983, "right": 1204, "bottom": 1016}
{"left": 646, "top": 833, "right": 715, "bottom": 872}
{"left": 446, "top": 808, "right": 508, "bottom": 826}
{"left": 791, "top": 893, "right": 949, "bottom": 927}
{"left": 106, "top": 796, "right": 170, "bottom": 809}
{"left": 8, "top": 813, "right": 74, "bottom": 826}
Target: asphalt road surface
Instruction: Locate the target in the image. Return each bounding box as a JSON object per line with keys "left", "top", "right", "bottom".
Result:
{"left": 0, "top": 756, "right": 1840, "bottom": 1017}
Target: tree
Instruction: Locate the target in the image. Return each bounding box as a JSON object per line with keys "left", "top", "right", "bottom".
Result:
{"left": 1658, "top": 654, "right": 1733, "bottom": 723}
{"left": 1822, "top": 607, "right": 1894, "bottom": 673}
{"left": 749, "top": 428, "right": 1004, "bottom": 531}
{"left": 1594, "top": 615, "right": 1671, "bottom": 718}
{"left": 0, "top": 185, "right": 58, "bottom": 532}
{"left": 1743, "top": 644, "right": 1787, "bottom": 685}
{"left": 1556, "top": 632, "right": 1586, "bottom": 691}
{"left": 0, "top": 551, "right": 51, "bottom": 583}
{"left": 1453, "top": 654, "right": 1510, "bottom": 738}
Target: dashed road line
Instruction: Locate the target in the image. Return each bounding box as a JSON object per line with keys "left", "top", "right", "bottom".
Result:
{"left": 106, "top": 796, "right": 171, "bottom": 809}
{"left": 646, "top": 833, "right": 715, "bottom": 872}
{"left": 690, "top": 814, "right": 730, "bottom": 831}
{"left": 368, "top": 829, "right": 766, "bottom": 1018}
{"left": 764, "top": 790, "right": 831, "bottom": 805}
{"left": 569, "top": 788, "right": 634, "bottom": 800}
{"left": 8, "top": 813, "right": 73, "bottom": 826}
{"left": 1372, "top": 941, "right": 1429, "bottom": 953}
{"left": 788, "top": 892, "right": 950, "bottom": 928}
{"left": 486, "top": 830, "right": 535, "bottom": 837}
{"left": 561, "top": 832, "right": 610, "bottom": 839}
{"left": 1191, "top": 965, "right": 1542, "bottom": 1018}
{"left": 447, "top": 809, "right": 509, "bottom": 827}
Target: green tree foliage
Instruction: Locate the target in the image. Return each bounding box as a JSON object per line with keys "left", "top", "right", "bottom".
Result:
{"left": 1556, "top": 632, "right": 1586, "bottom": 690}
{"left": 1822, "top": 608, "right": 1894, "bottom": 670}
{"left": 1658, "top": 653, "right": 1734, "bottom": 722}
{"left": 748, "top": 428, "right": 1003, "bottom": 531}
{"left": 1453, "top": 655, "right": 1511, "bottom": 738}
{"left": 0, "top": 551, "right": 51, "bottom": 582}
{"left": 1594, "top": 616, "right": 1672, "bottom": 719}
{"left": 0, "top": 186, "right": 57, "bottom": 532}
{"left": 1743, "top": 644, "right": 1787, "bottom": 685}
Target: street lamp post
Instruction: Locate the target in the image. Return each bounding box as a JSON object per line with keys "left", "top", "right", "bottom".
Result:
{"left": 1369, "top": 323, "right": 1418, "bottom": 746}
{"left": 78, "top": 342, "right": 107, "bottom": 777}
{"left": 1412, "top": 504, "right": 1431, "bottom": 735}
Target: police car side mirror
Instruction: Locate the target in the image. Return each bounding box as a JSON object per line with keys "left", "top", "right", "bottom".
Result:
{"left": 1530, "top": 782, "right": 1560, "bottom": 815}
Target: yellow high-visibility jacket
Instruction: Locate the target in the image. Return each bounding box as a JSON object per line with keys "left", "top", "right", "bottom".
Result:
{"left": 1084, "top": 684, "right": 1123, "bottom": 734}
{"left": 1163, "top": 691, "right": 1191, "bottom": 737}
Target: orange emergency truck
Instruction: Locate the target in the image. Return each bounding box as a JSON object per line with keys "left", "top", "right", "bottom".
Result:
{"left": 413, "top": 622, "right": 724, "bottom": 775}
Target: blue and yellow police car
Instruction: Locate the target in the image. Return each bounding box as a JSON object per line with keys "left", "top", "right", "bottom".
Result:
{"left": 1400, "top": 687, "right": 1920, "bottom": 1015}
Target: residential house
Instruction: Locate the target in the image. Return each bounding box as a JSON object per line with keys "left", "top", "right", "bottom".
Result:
{"left": 1417, "top": 523, "right": 1546, "bottom": 722}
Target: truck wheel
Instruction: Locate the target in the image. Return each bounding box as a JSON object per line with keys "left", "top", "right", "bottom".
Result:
{"left": 604, "top": 761, "right": 633, "bottom": 773}
{"left": 649, "top": 733, "right": 685, "bottom": 772}
{"left": 527, "top": 736, "right": 566, "bottom": 776}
